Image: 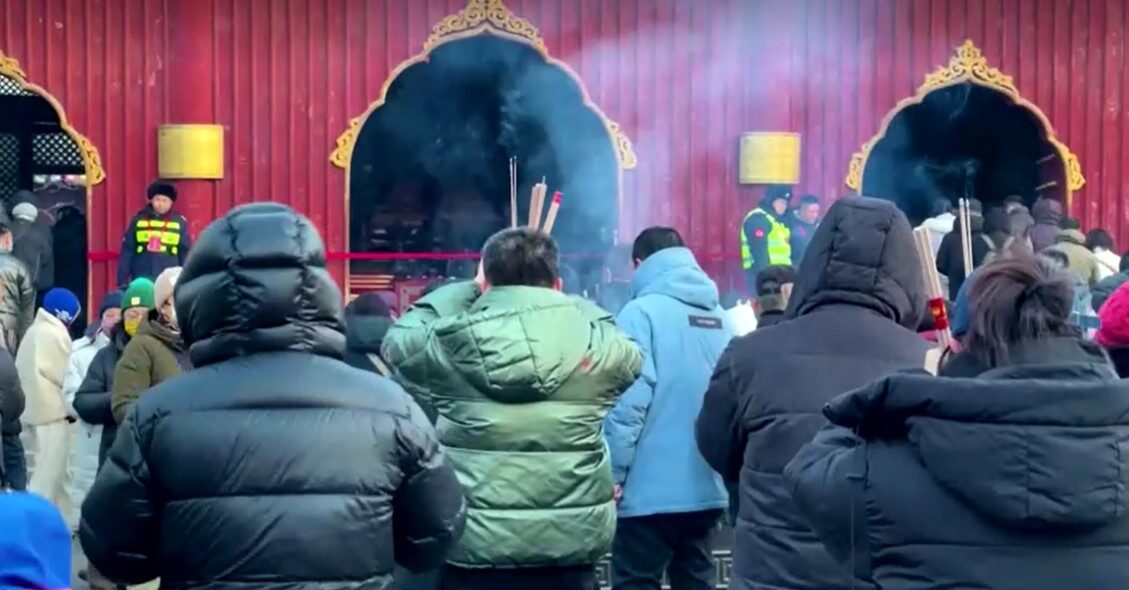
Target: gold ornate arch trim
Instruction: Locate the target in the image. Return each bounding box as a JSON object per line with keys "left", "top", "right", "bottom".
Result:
{"left": 329, "top": 0, "right": 637, "bottom": 171}
{"left": 845, "top": 40, "right": 1083, "bottom": 203}
{"left": 0, "top": 51, "right": 106, "bottom": 186}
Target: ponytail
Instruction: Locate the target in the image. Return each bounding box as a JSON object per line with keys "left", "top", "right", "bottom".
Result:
{"left": 964, "top": 255, "right": 1075, "bottom": 367}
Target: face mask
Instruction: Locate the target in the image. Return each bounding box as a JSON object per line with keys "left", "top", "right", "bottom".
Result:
{"left": 124, "top": 316, "right": 142, "bottom": 336}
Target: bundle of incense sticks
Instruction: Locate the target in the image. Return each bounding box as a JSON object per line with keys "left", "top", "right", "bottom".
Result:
{"left": 912, "top": 226, "right": 952, "bottom": 350}
{"left": 541, "top": 191, "right": 563, "bottom": 234}
{"left": 509, "top": 157, "right": 518, "bottom": 228}
{"left": 958, "top": 198, "right": 973, "bottom": 279}
{"left": 527, "top": 177, "right": 548, "bottom": 229}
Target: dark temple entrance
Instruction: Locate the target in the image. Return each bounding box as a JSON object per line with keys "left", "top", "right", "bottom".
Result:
{"left": 348, "top": 33, "right": 619, "bottom": 291}
{"left": 861, "top": 82, "right": 1058, "bottom": 226}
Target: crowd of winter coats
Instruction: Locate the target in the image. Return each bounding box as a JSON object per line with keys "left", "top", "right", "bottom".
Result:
{"left": 7, "top": 193, "right": 1129, "bottom": 590}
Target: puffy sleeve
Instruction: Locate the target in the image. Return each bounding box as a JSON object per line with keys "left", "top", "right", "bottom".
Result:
{"left": 604, "top": 303, "right": 656, "bottom": 484}
{"left": 382, "top": 281, "right": 479, "bottom": 397}
{"left": 79, "top": 407, "right": 160, "bottom": 585}
{"left": 74, "top": 348, "right": 116, "bottom": 426}
{"left": 695, "top": 344, "right": 745, "bottom": 483}
{"left": 784, "top": 425, "right": 872, "bottom": 579}
{"left": 573, "top": 297, "right": 642, "bottom": 399}
{"left": 391, "top": 396, "right": 467, "bottom": 572}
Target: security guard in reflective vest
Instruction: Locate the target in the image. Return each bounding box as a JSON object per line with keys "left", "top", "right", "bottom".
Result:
{"left": 117, "top": 181, "right": 192, "bottom": 287}
{"left": 741, "top": 186, "right": 793, "bottom": 294}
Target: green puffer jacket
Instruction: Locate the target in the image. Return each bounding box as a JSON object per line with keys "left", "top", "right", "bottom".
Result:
{"left": 383, "top": 281, "right": 642, "bottom": 568}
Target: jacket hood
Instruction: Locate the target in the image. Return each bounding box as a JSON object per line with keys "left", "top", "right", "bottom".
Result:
{"left": 630, "top": 247, "right": 719, "bottom": 310}
{"left": 1056, "top": 228, "right": 1086, "bottom": 246}
{"left": 1032, "top": 198, "right": 1063, "bottom": 225}
{"left": 432, "top": 286, "right": 600, "bottom": 404}
{"left": 138, "top": 310, "right": 184, "bottom": 352}
{"left": 345, "top": 314, "right": 392, "bottom": 354}
{"left": 175, "top": 203, "right": 345, "bottom": 367}
{"left": 827, "top": 338, "right": 1126, "bottom": 531}
{"left": 787, "top": 197, "right": 924, "bottom": 329}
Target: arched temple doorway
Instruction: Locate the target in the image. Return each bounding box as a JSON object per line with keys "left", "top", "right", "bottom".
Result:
{"left": 845, "top": 41, "right": 1084, "bottom": 226}
{"left": 331, "top": 0, "right": 636, "bottom": 303}
{"left": 0, "top": 52, "right": 105, "bottom": 335}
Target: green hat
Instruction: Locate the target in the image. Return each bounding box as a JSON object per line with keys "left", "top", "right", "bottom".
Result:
{"left": 122, "top": 278, "right": 156, "bottom": 310}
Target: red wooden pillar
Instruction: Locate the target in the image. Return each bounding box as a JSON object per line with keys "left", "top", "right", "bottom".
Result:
{"left": 165, "top": 0, "right": 217, "bottom": 237}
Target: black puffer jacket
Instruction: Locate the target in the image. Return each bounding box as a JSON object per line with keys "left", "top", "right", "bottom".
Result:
{"left": 0, "top": 348, "right": 22, "bottom": 438}
{"left": 80, "top": 203, "right": 466, "bottom": 588}
{"left": 787, "top": 338, "right": 1129, "bottom": 590}
{"left": 696, "top": 197, "right": 930, "bottom": 590}
{"left": 72, "top": 324, "right": 130, "bottom": 466}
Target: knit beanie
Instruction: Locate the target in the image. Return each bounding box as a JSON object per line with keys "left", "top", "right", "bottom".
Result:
{"left": 99, "top": 290, "right": 124, "bottom": 316}
{"left": 154, "top": 266, "right": 182, "bottom": 309}
{"left": 123, "top": 278, "right": 155, "bottom": 310}
{"left": 147, "top": 180, "right": 177, "bottom": 202}
{"left": 0, "top": 492, "right": 71, "bottom": 589}
{"left": 43, "top": 288, "right": 80, "bottom": 325}
{"left": 1096, "top": 281, "right": 1129, "bottom": 347}
{"left": 11, "top": 203, "right": 36, "bottom": 222}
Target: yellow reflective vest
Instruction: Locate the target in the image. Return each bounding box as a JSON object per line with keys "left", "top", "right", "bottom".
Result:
{"left": 118, "top": 209, "right": 191, "bottom": 286}
{"left": 741, "top": 208, "right": 792, "bottom": 270}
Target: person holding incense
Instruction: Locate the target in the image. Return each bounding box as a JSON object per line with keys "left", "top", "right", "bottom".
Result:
{"left": 697, "top": 197, "right": 929, "bottom": 590}
{"left": 936, "top": 197, "right": 991, "bottom": 299}
{"left": 383, "top": 227, "right": 641, "bottom": 590}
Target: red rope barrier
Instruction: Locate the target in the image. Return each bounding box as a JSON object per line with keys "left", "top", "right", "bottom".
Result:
{"left": 88, "top": 251, "right": 745, "bottom": 262}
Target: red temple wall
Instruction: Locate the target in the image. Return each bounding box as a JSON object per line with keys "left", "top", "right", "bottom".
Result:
{"left": 1, "top": 0, "right": 1126, "bottom": 296}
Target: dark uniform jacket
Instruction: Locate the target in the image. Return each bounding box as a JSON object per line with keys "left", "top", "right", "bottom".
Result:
{"left": 697, "top": 197, "right": 930, "bottom": 590}
{"left": 80, "top": 202, "right": 465, "bottom": 589}
{"left": 788, "top": 338, "right": 1129, "bottom": 590}
{"left": 117, "top": 206, "right": 191, "bottom": 286}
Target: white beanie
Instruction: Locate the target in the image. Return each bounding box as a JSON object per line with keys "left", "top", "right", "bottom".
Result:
{"left": 154, "top": 266, "right": 182, "bottom": 309}
{"left": 12, "top": 203, "right": 37, "bottom": 222}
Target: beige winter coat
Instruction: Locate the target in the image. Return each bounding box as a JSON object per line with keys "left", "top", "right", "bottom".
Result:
{"left": 15, "top": 309, "right": 72, "bottom": 426}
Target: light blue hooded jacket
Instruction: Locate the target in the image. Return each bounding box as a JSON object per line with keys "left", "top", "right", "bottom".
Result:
{"left": 605, "top": 247, "right": 733, "bottom": 517}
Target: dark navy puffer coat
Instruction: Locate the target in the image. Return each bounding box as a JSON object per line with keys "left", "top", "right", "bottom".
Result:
{"left": 788, "top": 338, "right": 1129, "bottom": 590}
{"left": 697, "top": 197, "right": 929, "bottom": 590}
{"left": 80, "top": 202, "right": 466, "bottom": 588}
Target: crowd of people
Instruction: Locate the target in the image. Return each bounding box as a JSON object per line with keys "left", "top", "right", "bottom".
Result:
{"left": 3, "top": 179, "right": 1129, "bottom": 590}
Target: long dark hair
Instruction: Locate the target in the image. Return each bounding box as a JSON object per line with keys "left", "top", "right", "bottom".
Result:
{"left": 964, "top": 255, "right": 1076, "bottom": 367}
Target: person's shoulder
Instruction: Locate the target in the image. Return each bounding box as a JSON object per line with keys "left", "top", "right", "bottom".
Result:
{"left": 0, "top": 253, "right": 28, "bottom": 275}
{"left": 725, "top": 322, "right": 782, "bottom": 358}
{"left": 127, "top": 208, "right": 150, "bottom": 223}
{"left": 143, "top": 353, "right": 419, "bottom": 420}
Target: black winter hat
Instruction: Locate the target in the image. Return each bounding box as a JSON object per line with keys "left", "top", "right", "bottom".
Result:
{"left": 147, "top": 181, "right": 177, "bottom": 202}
